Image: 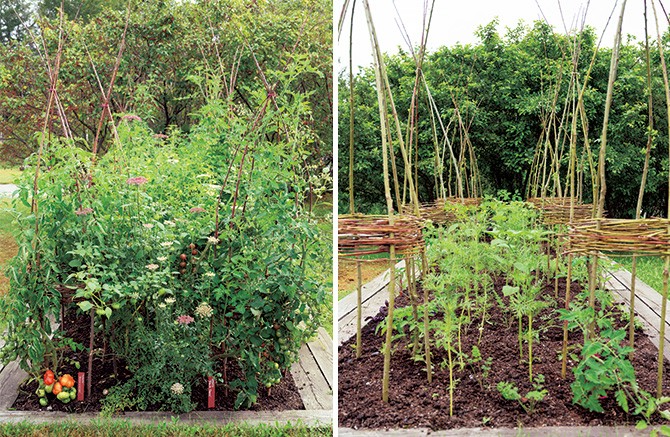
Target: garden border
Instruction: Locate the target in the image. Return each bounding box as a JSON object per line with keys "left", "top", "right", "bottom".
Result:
{"left": 0, "top": 327, "right": 332, "bottom": 427}
{"left": 337, "top": 261, "right": 670, "bottom": 435}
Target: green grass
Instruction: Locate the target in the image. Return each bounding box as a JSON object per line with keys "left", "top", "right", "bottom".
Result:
{"left": 0, "top": 198, "right": 18, "bottom": 301}
{"left": 0, "top": 168, "right": 20, "bottom": 185}
{"left": 617, "top": 256, "right": 666, "bottom": 295}
{"left": 0, "top": 420, "right": 332, "bottom": 437}
{"left": 309, "top": 192, "right": 333, "bottom": 338}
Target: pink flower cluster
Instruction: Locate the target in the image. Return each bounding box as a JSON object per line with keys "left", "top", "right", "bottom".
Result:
{"left": 189, "top": 207, "right": 205, "bottom": 213}
{"left": 154, "top": 133, "right": 169, "bottom": 140}
{"left": 176, "top": 315, "right": 195, "bottom": 325}
{"left": 126, "top": 176, "right": 148, "bottom": 186}
{"left": 75, "top": 207, "right": 94, "bottom": 216}
{"left": 121, "top": 114, "right": 142, "bottom": 122}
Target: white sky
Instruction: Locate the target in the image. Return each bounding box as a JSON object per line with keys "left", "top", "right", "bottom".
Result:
{"left": 336, "top": 0, "right": 664, "bottom": 71}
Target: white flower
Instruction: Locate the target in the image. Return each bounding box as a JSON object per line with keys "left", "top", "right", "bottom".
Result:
{"left": 204, "top": 272, "right": 215, "bottom": 278}
{"left": 146, "top": 264, "right": 159, "bottom": 271}
{"left": 195, "top": 302, "right": 214, "bottom": 318}
{"left": 158, "top": 303, "right": 166, "bottom": 309}
{"left": 207, "top": 236, "right": 220, "bottom": 245}
{"left": 167, "top": 158, "right": 179, "bottom": 164}
{"left": 163, "top": 220, "right": 175, "bottom": 226}
{"left": 157, "top": 256, "right": 167, "bottom": 262}
{"left": 130, "top": 292, "right": 140, "bottom": 299}
{"left": 143, "top": 223, "right": 154, "bottom": 229}
{"left": 170, "top": 383, "right": 184, "bottom": 395}
{"left": 165, "top": 297, "right": 176, "bottom": 305}
{"left": 161, "top": 241, "right": 174, "bottom": 248}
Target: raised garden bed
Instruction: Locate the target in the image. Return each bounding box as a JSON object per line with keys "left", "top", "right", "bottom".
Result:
{"left": 338, "top": 202, "right": 670, "bottom": 434}
{"left": 0, "top": 325, "right": 332, "bottom": 425}
{"left": 339, "top": 275, "right": 670, "bottom": 430}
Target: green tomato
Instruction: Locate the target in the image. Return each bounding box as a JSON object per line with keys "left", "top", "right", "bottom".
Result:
{"left": 39, "top": 397, "right": 48, "bottom": 407}
{"left": 111, "top": 302, "right": 121, "bottom": 310}
{"left": 272, "top": 362, "right": 279, "bottom": 370}
{"left": 44, "top": 384, "right": 53, "bottom": 394}
{"left": 35, "top": 388, "right": 45, "bottom": 398}
{"left": 265, "top": 382, "right": 272, "bottom": 388}
{"left": 69, "top": 388, "right": 77, "bottom": 400}
{"left": 57, "top": 391, "right": 71, "bottom": 402}
{"left": 96, "top": 308, "right": 106, "bottom": 316}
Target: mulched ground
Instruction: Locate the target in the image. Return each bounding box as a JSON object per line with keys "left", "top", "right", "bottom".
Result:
{"left": 339, "top": 274, "right": 670, "bottom": 430}
{"left": 12, "top": 308, "right": 304, "bottom": 413}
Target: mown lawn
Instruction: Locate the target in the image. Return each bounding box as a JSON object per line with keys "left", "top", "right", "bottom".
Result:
{"left": 0, "top": 198, "right": 18, "bottom": 299}
{"left": 617, "top": 256, "right": 667, "bottom": 297}
{"left": 0, "top": 168, "right": 20, "bottom": 185}
{"left": 310, "top": 193, "right": 333, "bottom": 337}
{"left": 0, "top": 420, "right": 332, "bottom": 437}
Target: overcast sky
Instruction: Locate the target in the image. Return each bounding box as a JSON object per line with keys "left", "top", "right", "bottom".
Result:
{"left": 336, "top": 0, "right": 664, "bottom": 71}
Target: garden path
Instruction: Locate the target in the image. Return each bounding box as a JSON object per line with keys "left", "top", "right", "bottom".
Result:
{"left": 0, "top": 184, "right": 16, "bottom": 197}
{"left": 605, "top": 268, "right": 670, "bottom": 362}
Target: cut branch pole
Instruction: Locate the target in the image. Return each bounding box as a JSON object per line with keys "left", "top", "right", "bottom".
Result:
{"left": 348, "top": 1, "right": 363, "bottom": 360}
{"left": 651, "top": 0, "right": 670, "bottom": 398}
{"left": 631, "top": 0, "right": 656, "bottom": 353}
{"left": 589, "top": 0, "right": 627, "bottom": 339}
{"left": 363, "top": 0, "right": 396, "bottom": 402}
{"left": 356, "top": 260, "right": 362, "bottom": 358}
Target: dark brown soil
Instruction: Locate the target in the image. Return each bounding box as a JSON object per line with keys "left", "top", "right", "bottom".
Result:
{"left": 12, "top": 308, "right": 304, "bottom": 413}
{"left": 339, "top": 274, "right": 670, "bottom": 430}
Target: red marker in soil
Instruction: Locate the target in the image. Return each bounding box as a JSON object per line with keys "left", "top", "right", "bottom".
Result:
{"left": 77, "top": 372, "right": 85, "bottom": 401}
{"left": 207, "top": 376, "right": 215, "bottom": 408}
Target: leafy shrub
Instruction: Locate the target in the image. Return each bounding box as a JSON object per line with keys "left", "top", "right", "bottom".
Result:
{"left": 1, "top": 81, "right": 329, "bottom": 411}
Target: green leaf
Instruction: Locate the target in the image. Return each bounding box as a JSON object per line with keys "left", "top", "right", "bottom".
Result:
{"left": 502, "top": 285, "right": 519, "bottom": 296}
{"left": 78, "top": 301, "right": 93, "bottom": 312}
{"left": 636, "top": 420, "right": 648, "bottom": 430}
{"left": 661, "top": 425, "right": 670, "bottom": 437}
{"left": 615, "top": 389, "right": 628, "bottom": 413}
{"left": 104, "top": 307, "right": 112, "bottom": 319}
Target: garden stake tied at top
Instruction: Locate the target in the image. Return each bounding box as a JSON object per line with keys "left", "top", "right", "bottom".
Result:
{"left": 340, "top": 0, "right": 441, "bottom": 403}
{"left": 342, "top": 0, "right": 488, "bottom": 403}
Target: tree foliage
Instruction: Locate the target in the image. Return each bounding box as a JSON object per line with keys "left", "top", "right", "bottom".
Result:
{"left": 0, "top": 0, "right": 332, "bottom": 168}
{"left": 340, "top": 20, "right": 670, "bottom": 218}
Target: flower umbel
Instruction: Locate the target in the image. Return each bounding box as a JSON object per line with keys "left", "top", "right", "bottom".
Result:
{"left": 207, "top": 236, "right": 220, "bottom": 245}
{"left": 122, "top": 114, "right": 142, "bottom": 122}
{"left": 189, "top": 207, "right": 205, "bottom": 213}
{"left": 126, "top": 176, "right": 148, "bottom": 186}
{"left": 170, "top": 383, "right": 184, "bottom": 395}
{"left": 146, "top": 264, "right": 159, "bottom": 271}
{"left": 75, "top": 207, "right": 94, "bottom": 216}
{"left": 195, "top": 302, "right": 214, "bottom": 318}
{"left": 176, "top": 315, "right": 195, "bottom": 325}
